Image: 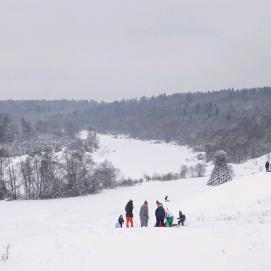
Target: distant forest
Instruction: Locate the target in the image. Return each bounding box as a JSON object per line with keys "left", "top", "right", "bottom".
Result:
{"left": 1, "top": 87, "right": 271, "bottom": 162}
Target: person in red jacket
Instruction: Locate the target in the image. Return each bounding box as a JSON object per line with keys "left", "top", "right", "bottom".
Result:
{"left": 125, "top": 200, "right": 134, "bottom": 227}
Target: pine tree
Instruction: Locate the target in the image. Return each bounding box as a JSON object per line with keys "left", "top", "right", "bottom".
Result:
{"left": 207, "top": 150, "right": 233, "bottom": 186}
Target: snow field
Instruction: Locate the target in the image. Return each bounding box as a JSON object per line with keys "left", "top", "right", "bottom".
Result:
{"left": 92, "top": 134, "right": 205, "bottom": 179}
{"left": 1, "top": 172, "right": 271, "bottom": 271}
{"left": 0, "top": 134, "right": 271, "bottom": 271}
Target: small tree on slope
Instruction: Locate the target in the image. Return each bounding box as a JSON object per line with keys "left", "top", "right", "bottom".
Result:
{"left": 207, "top": 150, "right": 233, "bottom": 186}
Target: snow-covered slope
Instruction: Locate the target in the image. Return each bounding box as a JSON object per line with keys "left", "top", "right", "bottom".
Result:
{"left": 93, "top": 133, "right": 271, "bottom": 179}
{"left": 0, "top": 172, "right": 271, "bottom": 271}
{"left": 231, "top": 152, "right": 271, "bottom": 176}
{"left": 1, "top": 135, "right": 271, "bottom": 271}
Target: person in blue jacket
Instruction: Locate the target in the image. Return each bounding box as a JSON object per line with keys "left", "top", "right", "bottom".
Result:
{"left": 155, "top": 200, "right": 166, "bottom": 227}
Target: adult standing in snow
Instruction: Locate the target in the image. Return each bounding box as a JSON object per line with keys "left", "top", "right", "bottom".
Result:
{"left": 265, "top": 161, "right": 269, "bottom": 172}
{"left": 155, "top": 201, "right": 166, "bottom": 227}
{"left": 139, "top": 201, "right": 149, "bottom": 227}
{"left": 125, "top": 200, "right": 134, "bottom": 228}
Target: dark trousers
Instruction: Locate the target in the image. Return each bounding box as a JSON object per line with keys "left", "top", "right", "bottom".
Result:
{"left": 178, "top": 216, "right": 186, "bottom": 226}
{"left": 178, "top": 220, "right": 184, "bottom": 226}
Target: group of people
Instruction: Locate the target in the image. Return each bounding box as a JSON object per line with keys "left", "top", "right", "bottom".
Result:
{"left": 116, "top": 197, "right": 186, "bottom": 228}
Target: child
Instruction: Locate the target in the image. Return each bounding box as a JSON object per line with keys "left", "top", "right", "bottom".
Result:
{"left": 178, "top": 211, "right": 186, "bottom": 226}
{"left": 165, "top": 208, "right": 174, "bottom": 227}
{"left": 116, "top": 215, "right": 125, "bottom": 228}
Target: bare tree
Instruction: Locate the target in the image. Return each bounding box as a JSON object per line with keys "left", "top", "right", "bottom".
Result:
{"left": 7, "top": 157, "right": 18, "bottom": 199}
{"left": 179, "top": 165, "right": 189, "bottom": 178}
{"left": 92, "top": 160, "right": 119, "bottom": 189}
{"left": 63, "top": 148, "right": 95, "bottom": 196}
{"left": 84, "top": 130, "right": 99, "bottom": 153}
{"left": 20, "top": 156, "right": 35, "bottom": 199}
{"left": 0, "top": 148, "right": 8, "bottom": 199}
{"left": 194, "top": 163, "right": 207, "bottom": 177}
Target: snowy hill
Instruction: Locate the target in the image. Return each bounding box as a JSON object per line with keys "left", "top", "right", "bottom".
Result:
{"left": 1, "top": 135, "right": 271, "bottom": 271}
{"left": 1, "top": 173, "right": 271, "bottom": 270}
{"left": 231, "top": 152, "right": 271, "bottom": 176}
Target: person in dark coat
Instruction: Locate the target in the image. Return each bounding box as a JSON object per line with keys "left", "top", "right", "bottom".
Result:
{"left": 125, "top": 200, "right": 134, "bottom": 227}
{"left": 155, "top": 201, "right": 166, "bottom": 227}
{"left": 178, "top": 211, "right": 186, "bottom": 226}
{"left": 118, "top": 215, "right": 125, "bottom": 228}
{"left": 139, "top": 201, "right": 149, "bottom": 227}
{"left": 265, "top": 161, "right": 269, "bottom": 172}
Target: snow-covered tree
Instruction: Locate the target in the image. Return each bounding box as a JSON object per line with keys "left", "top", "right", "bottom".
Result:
{"left": 179, "top": 165, "right": 189, "bottom": 178}
{"left": 194, "top": 163, "right": 207, "bottom": 177}
{"left": 207, "top": 150, "right": 233, "bottom": 186}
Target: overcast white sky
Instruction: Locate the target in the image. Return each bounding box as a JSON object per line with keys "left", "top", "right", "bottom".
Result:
{"left": 0, "top": 0, "right": 270, "bottom": 101}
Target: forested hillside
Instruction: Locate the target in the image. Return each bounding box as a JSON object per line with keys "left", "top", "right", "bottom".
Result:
{"left": 1, "top": 88, "right": 271, "bottom": 162}
{"left": 68, "top": 88, "right": 271, "bottom": 162}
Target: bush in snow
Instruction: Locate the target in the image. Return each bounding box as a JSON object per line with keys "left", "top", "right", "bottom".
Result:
{"left": 179, "top": 165, "right": 189, "bottom": 178}
{"left": 148, "top": 172, "right": 179, "bottom": 181}
{"left": 8, "top": 137, "right": 121, "bottom": 199}
{"left": 194, "top": 163, "right": 207, "bottom": 177}
{"left": 207, "top": 150, "right": 233, "bottom": 186}
{"left": 189, "top": 166, "right": 196, "bottom": 178}
{"left": 0, "top": 244, "right": 10, "bottom": 262}
{"left": 84, "top": 130, "right": 99, "bottom": 153}
{"left": 119, "top": 177, "right": 144, "bottom": 187}
{"left": 0, "top": 148, "right": 9, "bottom": 200}
{"left": 62, "top": 148, "right": 95, "bottom": 197}
{"left": 92, "top": 160, "right": 119, "bottom": 189}
{"left": 143, "top": 174, "right": 151, "bottom": 181}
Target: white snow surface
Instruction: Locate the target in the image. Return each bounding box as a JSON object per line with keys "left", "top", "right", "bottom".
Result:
{"left": 1, "top": 174, "right": 271, "bottom": 271}
{"left": 231, "top": 152, "right": 271, "bottom": 176}
{"left": 92, "top": 134, "right": 205, "bottom": 179}
{"left": 1, "top": 135, "right": 271, "bottom": 271}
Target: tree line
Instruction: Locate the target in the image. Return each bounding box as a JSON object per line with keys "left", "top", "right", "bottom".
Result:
{"left": 1, "top": 87, "right": 271, "bottom": 162}
{"left": 0, "top": 134, "right": 119, "bottom": 200}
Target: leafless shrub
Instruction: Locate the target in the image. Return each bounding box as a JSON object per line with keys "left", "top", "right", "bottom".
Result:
{"left": 0, "top": 244, "right": 10, "bottom": 262}
{"left": 179, "top": 165, "right": 189, "bottom": 178}
{"left": 194, "top": 163, "right": 207, "bottom": 177}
